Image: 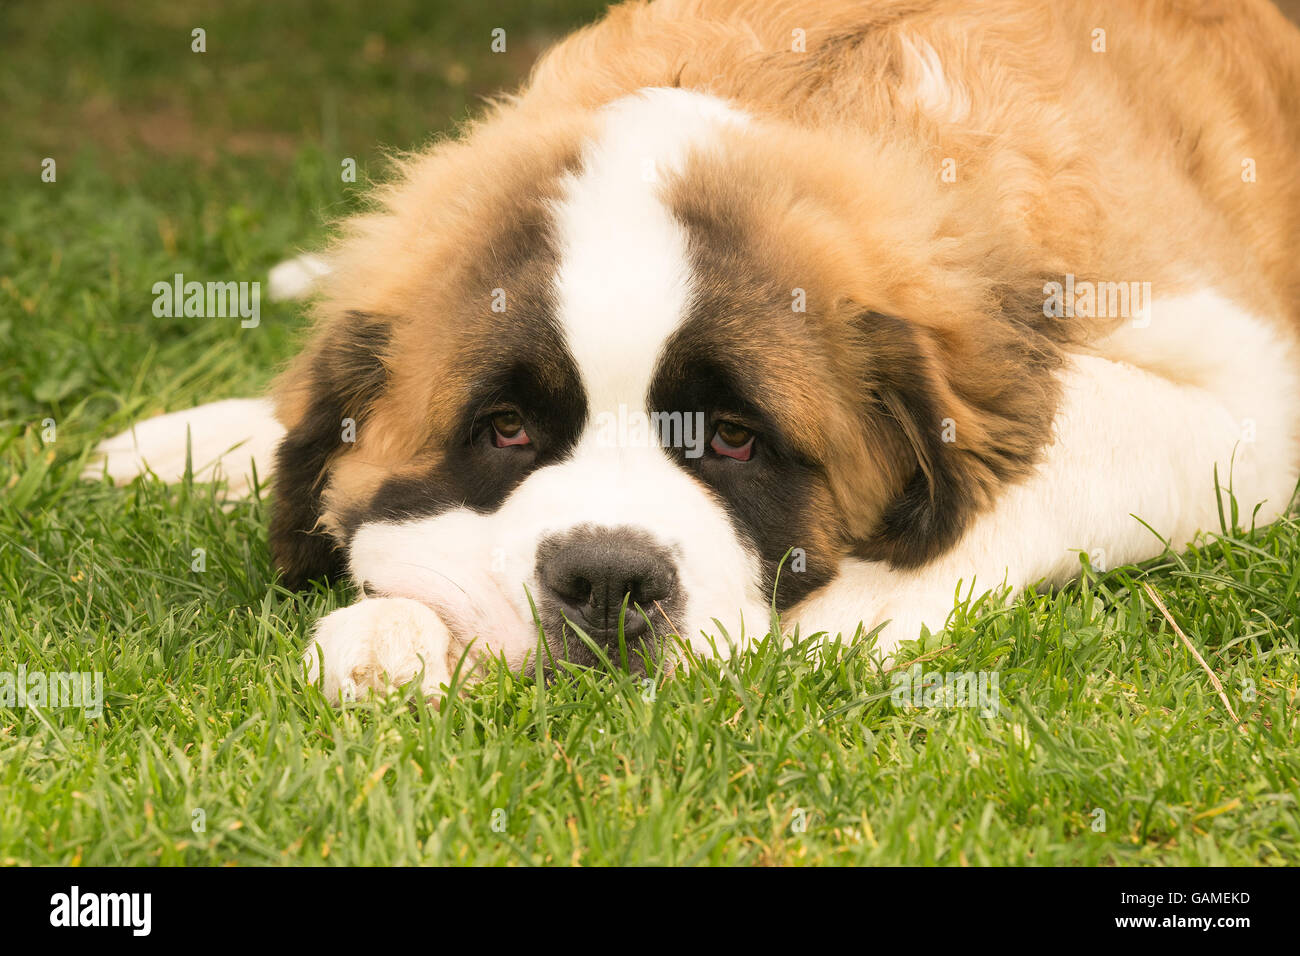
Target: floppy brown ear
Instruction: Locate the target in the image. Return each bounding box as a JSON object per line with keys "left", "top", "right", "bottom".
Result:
{"left": 269, "top": 312, "right": 390, "bottom": 590}
{"left": 845, "top": 291, "right": 1065, "bottom": 568}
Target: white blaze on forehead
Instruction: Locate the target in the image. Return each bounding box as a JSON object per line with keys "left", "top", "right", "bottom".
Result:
{"left": 550, "top": 88, "right": 750, "bottom": 417}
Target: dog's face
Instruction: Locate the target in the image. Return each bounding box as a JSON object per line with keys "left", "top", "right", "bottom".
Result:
{"left": 271, "top": 90, "right": 1064, "bottom": 672}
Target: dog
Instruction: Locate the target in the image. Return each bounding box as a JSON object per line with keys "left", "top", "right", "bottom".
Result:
{"left": 87, "top": 0, "right": 1300, "bottom": 701}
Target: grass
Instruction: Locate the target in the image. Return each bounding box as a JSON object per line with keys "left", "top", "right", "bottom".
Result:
{"left": 2, "top": 0, "right": 1299, "bottom": 866}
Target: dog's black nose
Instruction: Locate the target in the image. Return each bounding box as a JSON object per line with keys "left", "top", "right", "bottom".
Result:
{"left": 536, "top": 526, "right": 679, "bottom": 653}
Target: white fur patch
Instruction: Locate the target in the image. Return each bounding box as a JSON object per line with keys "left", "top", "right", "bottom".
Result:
{"left": 550, "top": 88, "right": 749, "bottom": 412}
{"left": 268, "top": 253, "right": 331, "bottom": 302}
{"left": 82, "top": 397, "right": 283, "bottom": 500}
{"left": 899, "top": 35, "right": 971, "bottom": 124}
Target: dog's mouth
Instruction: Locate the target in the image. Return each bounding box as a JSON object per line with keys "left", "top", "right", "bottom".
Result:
{"left": 531, "top": 609, "right": 677, "bottom": 678}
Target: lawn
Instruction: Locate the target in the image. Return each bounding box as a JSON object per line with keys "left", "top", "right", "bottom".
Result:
{"left": 2, "top": 0, "right": 1298, "bottom": 866}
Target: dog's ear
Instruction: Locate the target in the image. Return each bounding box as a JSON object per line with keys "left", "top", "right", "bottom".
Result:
{"left": 269, "top": 312, "right": 390, "bottom": 590}
{"left": 841, "top": 288, "right": 1065, "bottom": 567}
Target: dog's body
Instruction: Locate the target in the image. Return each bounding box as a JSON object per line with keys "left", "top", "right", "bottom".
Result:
{"left": 90, "top": 0, "right": 1300, "bottom": 699}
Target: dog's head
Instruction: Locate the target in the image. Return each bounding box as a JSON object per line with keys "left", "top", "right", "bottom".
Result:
{"left": 271, "top": 89, "right": 1064, "bottom": 672}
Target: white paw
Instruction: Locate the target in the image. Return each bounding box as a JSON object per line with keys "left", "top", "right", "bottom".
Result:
{"left": 81, "top": 398, "right": 284, "bottom": 500}
{"left": 303, "top": 597, "right": 454, "bottom": 704}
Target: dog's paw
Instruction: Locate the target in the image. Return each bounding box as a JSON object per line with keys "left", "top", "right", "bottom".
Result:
{"left": 81, "top": 398, "right": 284, "bottom": 500}
{"left": 303, "top": 597, "right": 453, "bottom": 704}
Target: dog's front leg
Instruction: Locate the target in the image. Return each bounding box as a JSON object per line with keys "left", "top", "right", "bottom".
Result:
{"left": 302, "top": 598, "right": 454, "bottom": 703}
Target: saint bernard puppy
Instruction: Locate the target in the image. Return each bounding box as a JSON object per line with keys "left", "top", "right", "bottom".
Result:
{"left": 89, "top": 0, "right": 1300, "bottom": 701}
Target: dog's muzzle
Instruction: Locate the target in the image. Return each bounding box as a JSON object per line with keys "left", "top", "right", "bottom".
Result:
{"left": 535, "top": 524, "right": 681, "bottom": 670}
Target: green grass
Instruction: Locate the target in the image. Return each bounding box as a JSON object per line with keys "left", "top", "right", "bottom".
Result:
{"left": 2, "top": 0, "right": 1299, "bottom": 866}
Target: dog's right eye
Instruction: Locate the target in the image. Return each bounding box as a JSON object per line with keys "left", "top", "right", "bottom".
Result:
{"left": 491, "top": 411, "right": 531, "bottom": 448}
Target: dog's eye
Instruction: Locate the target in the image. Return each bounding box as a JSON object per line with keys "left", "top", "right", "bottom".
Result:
{"left": 491, "top": 411, "right": 531, "bottom": 447}
{"left": 711, "top": 421, "right": 754, "bottom": 461}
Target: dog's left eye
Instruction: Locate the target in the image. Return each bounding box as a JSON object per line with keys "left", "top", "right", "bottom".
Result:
{"left": 491, "top": 411, "right": 531, "bottom": 447}
{"left": 711, "top": 421, "right": 755, "bottom": 461}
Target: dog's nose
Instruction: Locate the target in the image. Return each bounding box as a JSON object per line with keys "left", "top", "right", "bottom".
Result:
{"left": 537, "top": 526, "right": 678, "bottom": 645}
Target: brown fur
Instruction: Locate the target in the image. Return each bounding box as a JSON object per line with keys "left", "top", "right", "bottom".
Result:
{"left": 665, "top": 128, "right": 1076, "bottom": 569}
